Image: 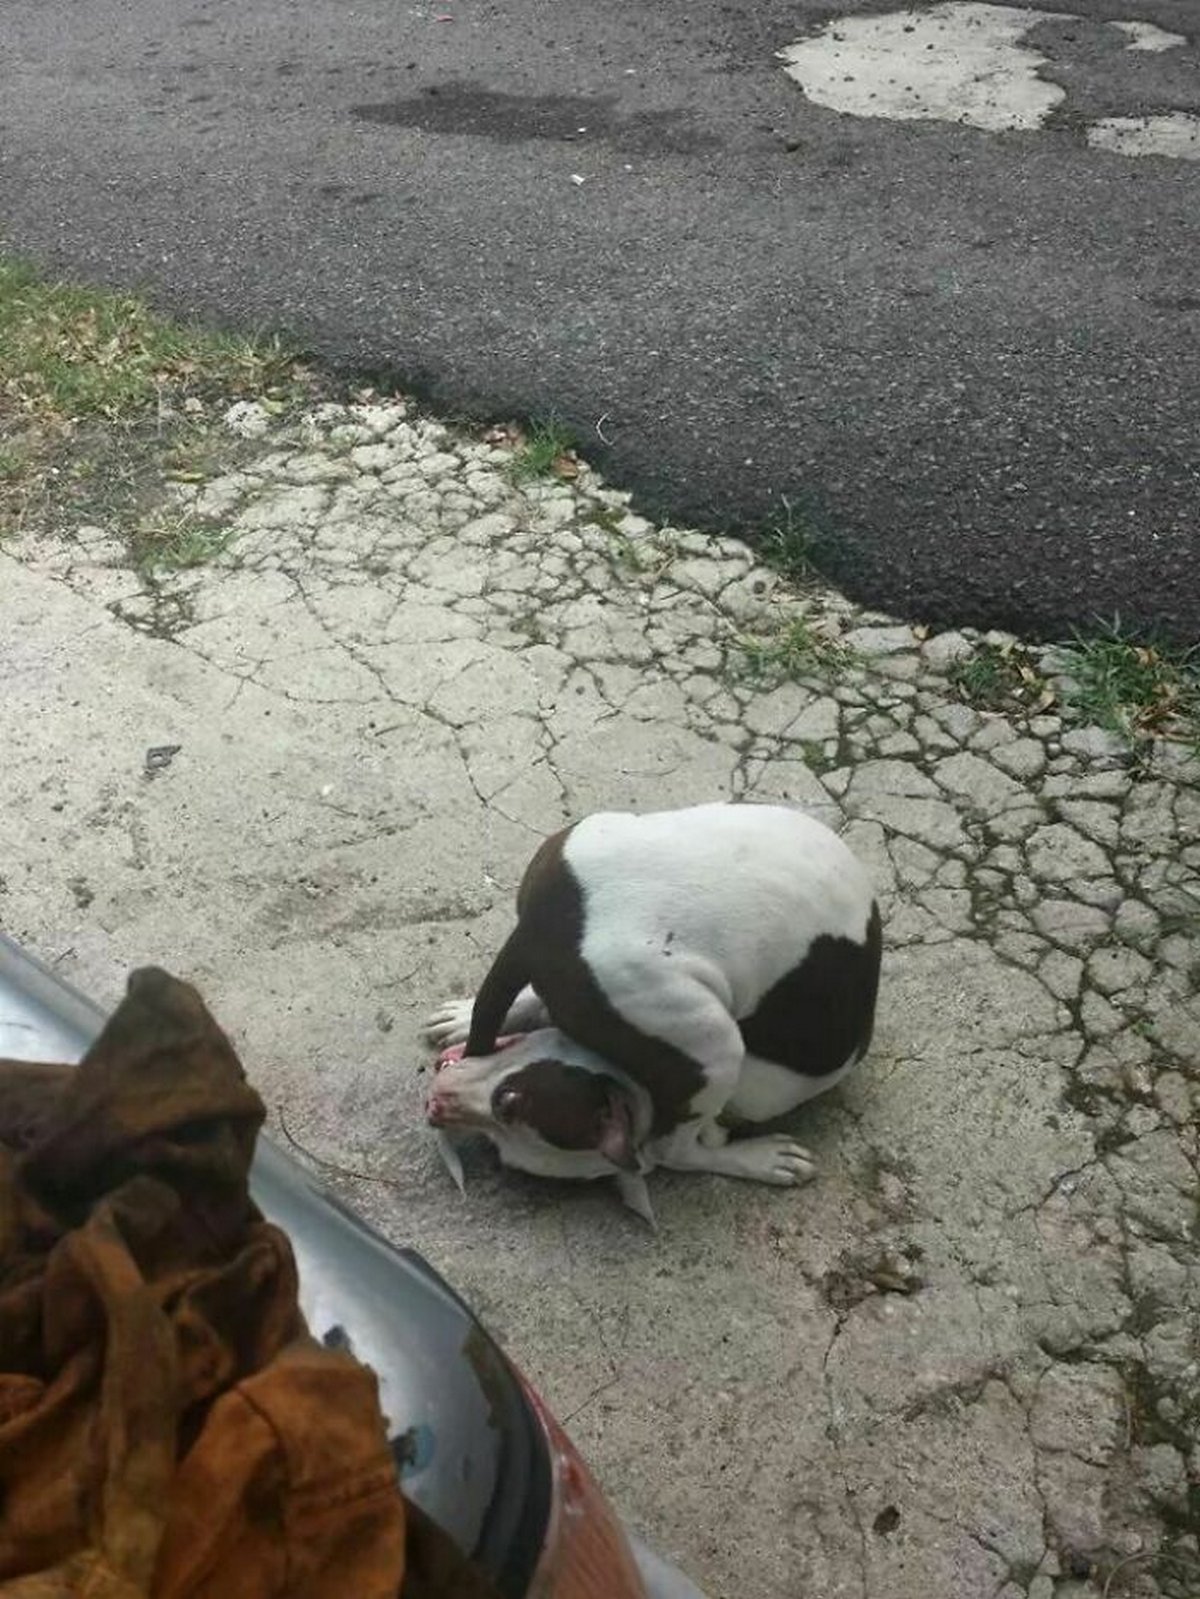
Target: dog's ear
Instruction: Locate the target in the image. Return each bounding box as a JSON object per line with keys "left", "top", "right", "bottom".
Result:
{"left": 615, "top": 1170, "right": 656, "bottom": 1229}
{"left": 597, "top": 1089, "right": 638, "bottom": 1172}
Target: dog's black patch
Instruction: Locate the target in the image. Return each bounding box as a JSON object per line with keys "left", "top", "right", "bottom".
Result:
{"left": 494, "top": 1059, "right": 615, "bottom": 1150}
{"left": 739, "top": 901, "right": 882, "bottom": 1078}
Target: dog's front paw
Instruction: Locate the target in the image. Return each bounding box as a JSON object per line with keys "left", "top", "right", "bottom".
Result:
{"left": 422, "top": 998, "right": 474, "bottom": 1049}
{"left": 728, "top": 1133, "right": 816, "bottom": 1188}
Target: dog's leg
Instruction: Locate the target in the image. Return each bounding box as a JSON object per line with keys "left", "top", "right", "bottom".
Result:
{"left": 424, "top": 986, "right": 549, "bottom": 1049}
{"left": 651, "top": 1120, "right": 816, "bottom": 1187}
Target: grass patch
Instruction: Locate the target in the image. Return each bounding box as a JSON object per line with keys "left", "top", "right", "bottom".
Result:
{"left": 0, "top": 257, "right": 298, "bottom": 424}
{"left": 949, "top": 640, "right": 1050, "bottom": 715}
{"left": 0, "top": 255, "right": 312, "bottom": 565}
{"left": 507, "top": 418, "right": 576, "bottom": 482}
{"left": 760, "top": 495, "right": 821, "bottom": 584}
{"left": 733, "top": 615, "right": 851, "bottom": 684}
{"left": 1055, "top": 622, "right": 1200, "bottom": 748}
{"left": 133, "top": 515, "right": 234, "bottom": 575}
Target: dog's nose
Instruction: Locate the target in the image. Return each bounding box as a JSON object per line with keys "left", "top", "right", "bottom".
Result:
{"left": 426, "top": 1090, "right": 456, "bottom": 1126}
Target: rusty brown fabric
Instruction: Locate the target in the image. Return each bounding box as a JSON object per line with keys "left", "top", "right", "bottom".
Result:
{"left": 0, "top": 967, "right": 412, "bottom": 1599}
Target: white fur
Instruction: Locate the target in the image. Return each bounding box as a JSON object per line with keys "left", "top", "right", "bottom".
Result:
{"left": 566, "top": 803, "right": 874, "bottom": 1112}
{"left": 726, "top": 1049, "right": 861, "bottom": 1122}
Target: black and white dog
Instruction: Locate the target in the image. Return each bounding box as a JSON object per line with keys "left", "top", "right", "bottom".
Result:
{"left": 423, "top": 802, "right": 881, "bottom": 1221}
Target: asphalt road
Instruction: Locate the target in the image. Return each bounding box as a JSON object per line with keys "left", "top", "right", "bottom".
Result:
{"left": 1, "top": 0, "right": 1198, "bottom": 641}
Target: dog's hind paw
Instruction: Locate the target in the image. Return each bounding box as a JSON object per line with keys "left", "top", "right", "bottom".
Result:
{"left": 727, "top": 1134, "right": 816, "bottom": 1187}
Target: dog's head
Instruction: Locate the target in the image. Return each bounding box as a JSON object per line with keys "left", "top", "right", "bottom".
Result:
{"left": 426, "top": 1027, "right": 641, "bottom": 1180}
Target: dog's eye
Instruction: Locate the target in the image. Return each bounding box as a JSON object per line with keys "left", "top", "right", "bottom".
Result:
{"left": 495, "top": 1086, "right": 521, "bottom": 1123}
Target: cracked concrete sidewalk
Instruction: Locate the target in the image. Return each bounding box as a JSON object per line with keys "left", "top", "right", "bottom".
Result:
{"left": 1, "top": 397, "right": 1197, "bottom": 1599}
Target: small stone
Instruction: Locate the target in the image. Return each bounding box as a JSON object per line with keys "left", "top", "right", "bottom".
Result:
{"left": 223, "top": 399, "right": 271, "bottom": 439}
{"left": 742, "top": 683, "right": 815, "bottom": 738}
{"left": 860, "top": 795, "right": 968, "bottom": 850}
{"left": 987, "top": 806, "right": 1045, "bottom": 843}
{"left": 889, "top": 835, "right": 941, "bottom": 889}
{"left": 328, "top": 422, "right": 377, "bottom": 447}
{"left": 911, "top": 713, "right": 957, "bottom": 752}
{"left": 1062, "top": 725, "right": 1128, "bottom": 760}
{"left": 933, "top": 701, "right": 979, "bottom": 742}
{"left": 1088, "top": 945, "right": 1153, "bottom": 995}
{"left": 1012, "top": 876, "right": 1038, "bottom": 907}
{"left": 991, "top": 737, "right": 1046, "bottom": 780}
{"left": 1073, "top": 878, "right": 1123, "bottom": 911}
{"left": 1040, "top": 1453, "right": 1113, "bottom": 1560}
{"left": 672, "top": 556, "right": 728, "bottom": 600}
{"left": 786, "top": 699, "right": 842, "bottom": 741}
{"left": 1074, "top": 1043, "right": 1125, "bottom": 1094}
{"left": 969, "top": 717, "right": 1016, "bottom": 752}
{"left": 1026, "top": 824, "right": 1110, "bottom": 883}
{"left": 1031, "top": 1363, "right": 1125, "bottom": 1463}
{"left": 1080, "top": 989, "right": 1124, "bottom": 1039}
{"left": 841, "top": 624, "right": 917, "bottom": 656}
{"left": 351, "top": 401, "right": 409, "bottom": 435}
{"left": 822, "top": 767, "right": 853, "bottom": 797}
{"left": 1157, "top": 932, "right": 1193, "bottom": 969}
{"left": 877, "top": 730, "right": 921, "bottom": 757}
{"left": 283, "top": 451, "right": 352, "bottom": 485}
{"left": 720, "top": 574, "right": 778, "bottom": 623}
{"left": 988, "top": 844, "right": 1023, "bottom": 874}
{"left": 1131, "top": 1443, "right": 1189, "bottom": 1517}
{"left": 873, "top": 653, "right": 922, "bottom": 681}
{"left": 1123, "top": 1103, "right": 1162, "bottom": 1140}
{"left": 846, "top": 759, "right": 940, "bottom": 799}
{"left": 920, "top": 888, "right": 974, "bottom": 933}
{"left": 1041, "top": 949, "right": 1083, "bottom": 999}
{"left": 935, "top": 858, "right": 968, "bottom": 888}
{"left": 417, "top": 450, "right": 461, "bottom": 480}
{"left": 1056, "top": 800, "right": 1120, "bottom": 848}
{"left": 349, "top": 442, "right": 399, "bottom": 474}
{"left": 1042, "top": 770, "right": 1131, "bottom": 800}
{"left": 921, "top": 629, "right": 973, "bottom": 669}
{"left": 1113, "top": 900, "right": 1160, "bottom": 947}
{"left": 994, "top": 931, "right": 1043, "bottom": 967}
{"left": 1121, "top": 785, "right": 1177, "bottom": 851}
{"left": 1031, "top": 900, "right": 1111, "bottom": 945}
{"left": 1154, "top": 1072, "right": 1194, "bottom": 1125}
{"left": 934, "top": 750, "right": 1025, "bottom": 812}
{"left": 1151, "top": 739, "right": 1200, "bottom": 782}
